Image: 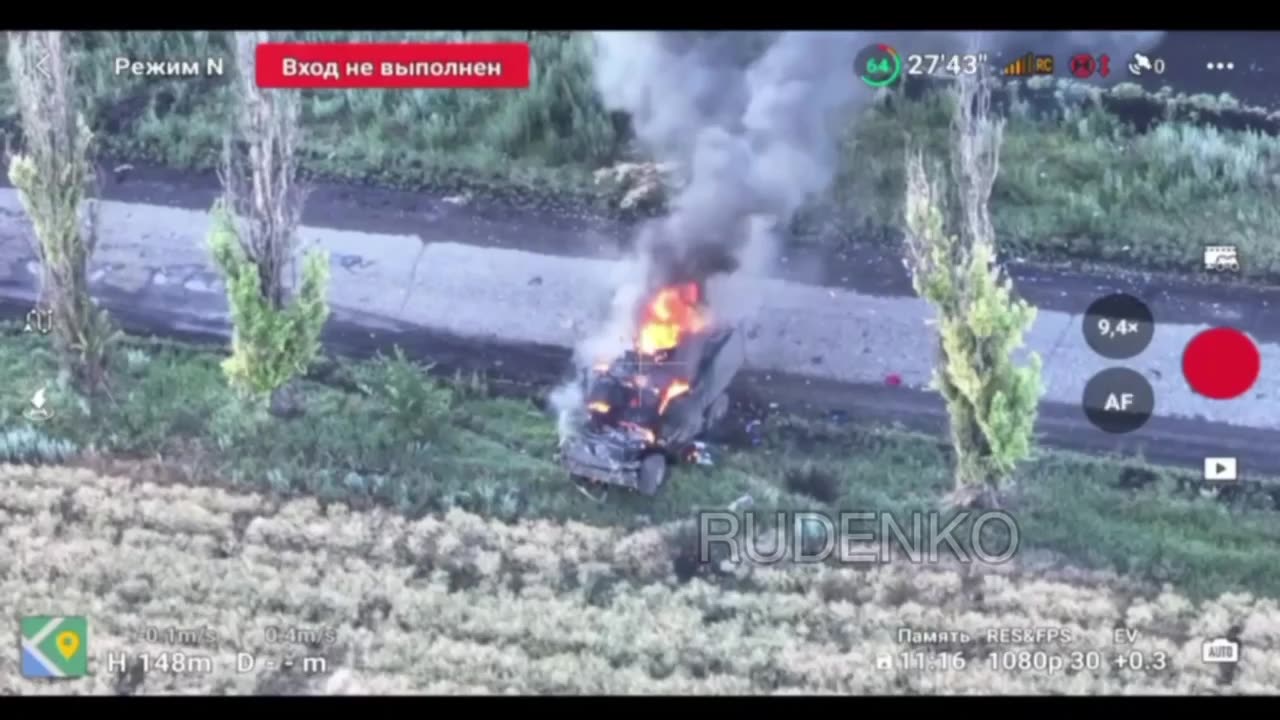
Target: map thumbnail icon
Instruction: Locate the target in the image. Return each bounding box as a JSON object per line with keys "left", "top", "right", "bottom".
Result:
{"left": 20, "top": 615, "right": 88, "bottom": 678}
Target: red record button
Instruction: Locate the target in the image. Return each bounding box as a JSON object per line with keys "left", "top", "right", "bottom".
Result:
{"left": 1182, "top": 327, "right": 1261, "bottom": 400}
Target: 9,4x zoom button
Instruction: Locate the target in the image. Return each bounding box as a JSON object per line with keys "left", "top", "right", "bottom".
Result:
{"left": 1082, "top": 293, "right": 1154, "bottom": 360}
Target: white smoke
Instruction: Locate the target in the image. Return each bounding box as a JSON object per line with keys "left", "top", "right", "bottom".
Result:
{"left": 552, "top": 31, "right": 1165, "bottom": 437}
{"left": 600, "top": 31, "right": 867, "bottom": 269}
{"left": 575, "top": 33, "right": 870, "bottom": 366}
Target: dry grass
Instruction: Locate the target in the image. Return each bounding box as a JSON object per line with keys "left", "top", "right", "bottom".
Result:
{"left": 3, "top": 464, "right": 1278, "bottom": 695}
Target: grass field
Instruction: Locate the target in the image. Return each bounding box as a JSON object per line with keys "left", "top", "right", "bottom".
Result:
{"left": 1, "top": 32, "right": 1278, "bottom": 279}
{"left": 833, "top": 83, "right": 1280, "bottom": 279}
{"left": 2, "top": 324, "right": 1278, "bottom": 605}
{"left": 5, "top": 463, "right": 1279, "bottom": 694}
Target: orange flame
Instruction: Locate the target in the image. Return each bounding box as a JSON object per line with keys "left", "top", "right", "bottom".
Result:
{"left": 588, "top": 401, "right": 610, "bottom": 414}
{"left": 658, "top": 379, "right": 691, "bottom": 415}
{"left": 637, "top": 283, "right": 707, "bottom": 355}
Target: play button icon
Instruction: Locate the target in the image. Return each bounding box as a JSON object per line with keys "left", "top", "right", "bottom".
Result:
{"left": 1203, "top": 457, "right": 1238, "bottom": 482}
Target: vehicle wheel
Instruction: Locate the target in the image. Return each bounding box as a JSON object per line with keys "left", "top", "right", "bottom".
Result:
{"left": 637, "top": 453, "right": 668, "bottom": 497}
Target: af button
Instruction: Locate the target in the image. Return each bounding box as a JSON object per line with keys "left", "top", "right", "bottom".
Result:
{"left": 1083, "top": 368, "right": 1155, "bottom": 434}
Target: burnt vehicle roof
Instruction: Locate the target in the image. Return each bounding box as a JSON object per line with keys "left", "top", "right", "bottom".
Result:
{"left": 597, "top": 326, "right": 732, "bottom": 383}
{"left": 586, "top": 326, "right": 735, "bottom": 429}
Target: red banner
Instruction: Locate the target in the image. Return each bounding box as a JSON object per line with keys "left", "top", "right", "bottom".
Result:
{"left": 255, "top": 42, "right": 531, "bottom": 89}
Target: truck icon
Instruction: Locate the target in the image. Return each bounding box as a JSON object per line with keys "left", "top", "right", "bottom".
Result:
{"left": 1204, "top": 245, "right": 1240, "bottom": 272}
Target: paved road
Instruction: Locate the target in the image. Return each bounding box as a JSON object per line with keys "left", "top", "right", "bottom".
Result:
{"left": 38, "top": 163, "right": 1280, "bottom": 344}
{"left": 2, "top": 189, "right": 1278, "bottom": 478}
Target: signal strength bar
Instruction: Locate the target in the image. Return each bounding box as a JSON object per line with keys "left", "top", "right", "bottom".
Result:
{"left": 1003, "top": 52, "right": 1054, "bottom": 77}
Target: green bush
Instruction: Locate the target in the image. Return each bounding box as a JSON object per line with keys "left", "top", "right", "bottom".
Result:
{"left": 783, "top": 461, "right": 842, "bottom": 504}
{"left": 0, "top": 427, "right": 78, "bottom": 464}
{"left": 353, "top": 348, "right": 454, "bottom": 442}
{"left": 207, "top": 201, "right": 330, "bottom": 400}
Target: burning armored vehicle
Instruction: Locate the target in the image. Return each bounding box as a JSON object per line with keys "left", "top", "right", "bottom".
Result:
{"left": 559, "top": 279, "right": 745, "bottom": 496}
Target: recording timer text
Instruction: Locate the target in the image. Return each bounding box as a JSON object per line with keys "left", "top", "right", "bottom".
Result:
{"left": 906, "top": 53, "right": 988, "bottom": 77}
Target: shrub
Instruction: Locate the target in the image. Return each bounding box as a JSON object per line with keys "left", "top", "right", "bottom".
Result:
{"left": 0, "top": 427, "right": 78, "bottom": 464}
{"left": 207, "top": 203, "right": 329, "bottom": 401}
{"left": 353, "top": 348, "right": 453, "bottom": 442}
{"left": 448, "top": 369, "right": 490, "bottom": 402}
{"left": 902, "top": 72, "right": 1042, "bottom": 505}
{"left": 783, "top": 462, "right": 842, "bottom": 504}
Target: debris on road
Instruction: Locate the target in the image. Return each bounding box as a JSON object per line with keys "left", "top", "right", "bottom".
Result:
{"left": 686, "top": 441, "right": 715, "bottom": 466}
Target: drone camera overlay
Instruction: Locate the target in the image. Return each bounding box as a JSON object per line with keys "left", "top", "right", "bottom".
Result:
{"left": 1, "top": 29, "right": 1279, "bottom": 696}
